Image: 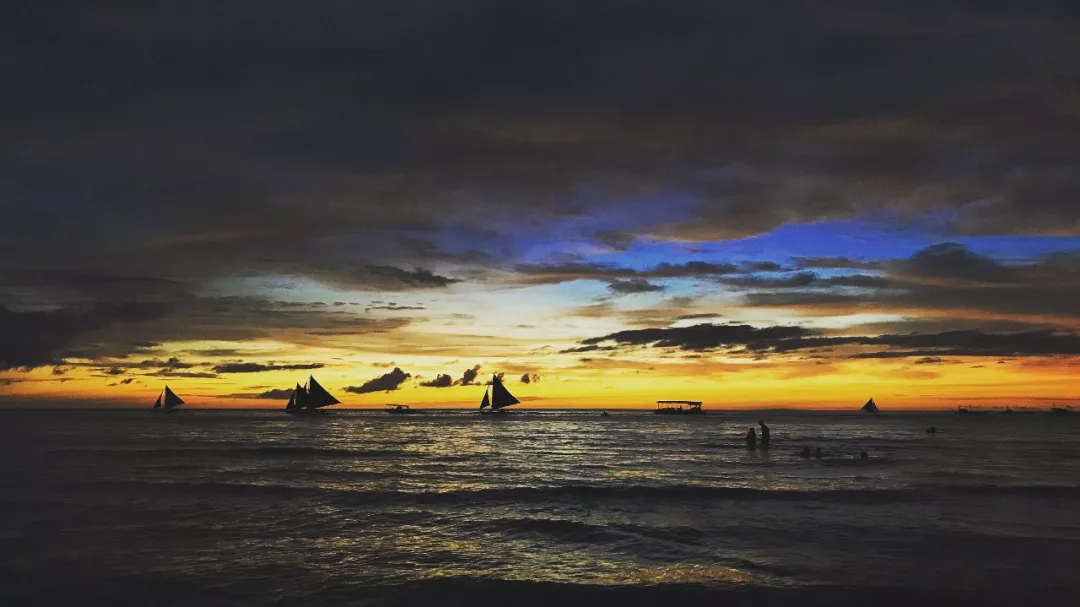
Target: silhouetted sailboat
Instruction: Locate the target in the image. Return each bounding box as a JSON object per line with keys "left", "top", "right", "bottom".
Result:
{"left": 284, "top": 375, "right": 340, "bottom": 413}
{"left": 480, "top": 374, "right": 520, "bottom": 413}
{"left": 862, "top": 398, "right": 879, "bottom": 413}
{"left": 153, "top": 386, "right": 184, "bottom": 413}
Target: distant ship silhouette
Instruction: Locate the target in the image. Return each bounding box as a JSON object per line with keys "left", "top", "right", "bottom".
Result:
{"left": 479, "top": 374, "right": 520, "bottom": 413}
{"left": 152, "top": 385, "right": 184, "bottom": 413}
{"left": 285, "top": 375, "right": 340, "bottom": 414}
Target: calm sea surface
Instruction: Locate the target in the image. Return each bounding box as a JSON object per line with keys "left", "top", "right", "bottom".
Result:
{"left": 1, "top": 409, "right": 1078, "bottom": 606}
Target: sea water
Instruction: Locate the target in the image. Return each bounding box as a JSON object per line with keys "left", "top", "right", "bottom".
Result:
{"left": 1, "top": 409, "right": 1078, "bottom": 606}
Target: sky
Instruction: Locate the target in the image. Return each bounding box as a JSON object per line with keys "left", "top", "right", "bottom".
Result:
{"left": 3, "top": 1, "right": 1080, "bottom": 409}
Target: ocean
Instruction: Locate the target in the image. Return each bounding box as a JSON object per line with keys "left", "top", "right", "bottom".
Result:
{"left": 1, "top": 409, "right": 1078, "bottom": 606}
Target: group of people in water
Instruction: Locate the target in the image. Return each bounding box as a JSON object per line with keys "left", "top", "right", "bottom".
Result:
{"left": 745, "top": 420, "right": 869, "bottom": 460}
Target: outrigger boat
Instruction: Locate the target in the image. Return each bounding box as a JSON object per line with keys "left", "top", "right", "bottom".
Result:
{"left": 654, "top": 400, "right": 702, "bottom": 415}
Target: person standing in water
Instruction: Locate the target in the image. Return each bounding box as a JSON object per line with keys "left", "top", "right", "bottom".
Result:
{"left": 746, "top": 427, "right": 757, "bottom": 448}
{"left": 758, "top": 420, "right": 770, "bottom": 447}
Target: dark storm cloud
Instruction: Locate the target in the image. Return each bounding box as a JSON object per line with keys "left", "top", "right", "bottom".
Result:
{"left": 559, "top": 344, "right": 620, "bottom": 354}
{"left": 345, "top": 368, "right": 412, "bottom": 394}
{"left": 10, "top": 2, "right": 1074, "bottom": 281}
{"left": 741, "top": 261, "right": 789, "bottom": 273}
{"left": 897, "top": 243, "right": 1023, "bottom": 284}
{"left": 577, "top": 321, "right": 1080, "bottom": 360}
{"left": 590, "top": 230, "right": 637, "bottom": 251}
{"left": 76, "top": 296, "right": 413, "bottom": 359}
{"left": 607, "top": 279, "right": 665, "bottom": 295}
{"left": 149, "top": 370, "right": 219, "bottom": 379}
{"left": 419, "top": 374, "right": 453, "bottom": 388}
{"left": 459, "top": 365, "right": 482, "bottom": 386}
{"left": 521, "top": 373, "right": 540, "bottom": 384}
{"left": 211, "top": 362, "right": 325, "bottom": 374}
{"left": 581, "top": 323, "right": 814, "bottom": 352}
{"left": 366, "top": 304, "right": 426, "bottom": 311}
{"left": 514, "top": 261, "right": 739, "bottom": 284}
{"left": 0, "top": 302, "right": 172, "bottom": 370}
{"left": 349, "top": 266, "right": 461, "bottom": 289}
{"left": 792, "top": 257, "right": 883, "bottom": 271}
{"left": 724, "top": 272, "right": 893, "bottom": 290}
{"left": 676, "top": 313, "right": 725, "bottom": 321}
{"left": 4, "top": 0, "right": 1080, "bottom": 360}
{"left": 256, "top": 388, "right": 295, "bottom": 399}
{"left": 746, "top": 243, "right": 1080, "bottom": 320}
{"left": 764, "top": 330, "right": 1080, "bottom": 359}
{"left": 1, "top": 271, "right": 186, "bottom": 297}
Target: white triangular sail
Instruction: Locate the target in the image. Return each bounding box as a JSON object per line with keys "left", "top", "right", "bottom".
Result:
{"left": 490, "top": 375, "right": 520, "bottom": 410}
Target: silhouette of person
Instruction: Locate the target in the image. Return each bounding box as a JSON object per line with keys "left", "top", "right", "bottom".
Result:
{"left": 758, "top": 420, "right": 770, "bottom": 446}
{"left": 926, "top": 426, "right": 937, "bottom": 434}
{"left": 860, "top": 451, "right": 869, "bottom": 460}
{"left": 746, "top": 428, "right": 757, "bottom": 448}
{"left": 799, "top": 446, "right": 810, "bottom": 458}
{"left": 814, "top": 447, "right": 822, "bottom": 459}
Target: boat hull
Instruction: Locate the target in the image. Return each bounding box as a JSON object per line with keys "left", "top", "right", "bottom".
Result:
{"left": 654, "top": 408, "right": 702, "bottom": 415}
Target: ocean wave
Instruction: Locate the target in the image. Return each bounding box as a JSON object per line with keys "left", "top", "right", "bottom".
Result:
{"left": 349, "top": 577, "right": 1068, "bottom": 607}
{"left": 68, "top": 480, "right": 1080, "bottom": 505}
{"left": 46, "top": 446, "right": 403, "bottom": 459}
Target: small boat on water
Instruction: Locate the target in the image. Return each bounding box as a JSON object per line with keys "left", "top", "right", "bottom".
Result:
{"left": 861, "top": 398, "right": 879, "bottom": 413}
{"left": 956, "top": 405, "right": 970, "bottom": 414}
{"left": 654, "top": 400, "right": 702, "bottom": 415}
{"left": 478, "top": 374, "right": 520, "bottom": 414}
{"left": 1050, "top": 405, "right": 1072, "bottom": 415}
{"left": 385, "top": 404, "right": 418, "bottom": 414}
{"left": 285, "top": 375, "right": 341, "bottom": 414}
{"left": 152, "top": 385, "right": 184, "bottom": 413}
{"left": 151, "top": 384, "right": 184, "bottom": 412}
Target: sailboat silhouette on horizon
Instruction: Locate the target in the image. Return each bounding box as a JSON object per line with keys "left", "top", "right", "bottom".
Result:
{"left": 479, "top": 374, "right": 520, "bottom": 414}
{"left": 153, "top": 386, "right": 184, "bottom": 413}
{"left": 285, "top": 375, "right": 341, "bottom": 414}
